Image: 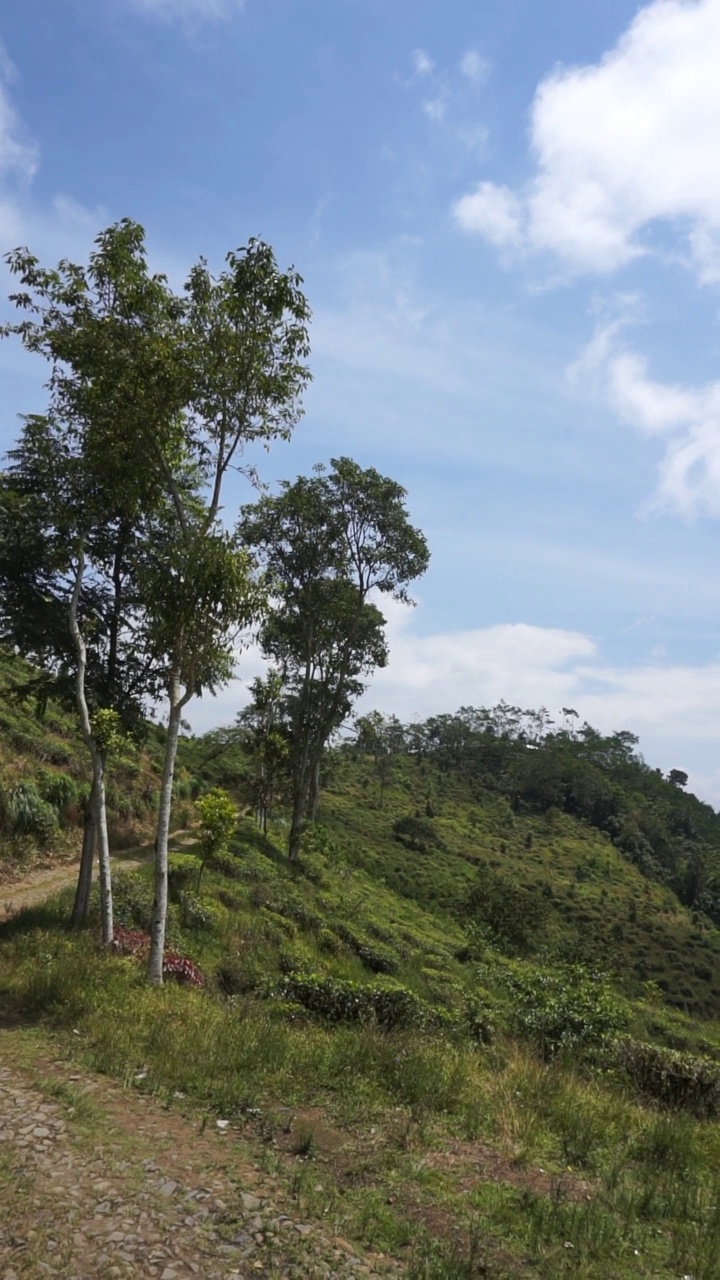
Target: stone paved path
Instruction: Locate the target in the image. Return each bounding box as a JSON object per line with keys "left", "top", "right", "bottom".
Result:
{"left": 0, "top": 1047, "right": 398, "bottom": 1279}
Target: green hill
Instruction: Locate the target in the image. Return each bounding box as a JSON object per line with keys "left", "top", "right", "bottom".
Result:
{"left": 5, "top": 688, "right": 720, "bottom": 1275}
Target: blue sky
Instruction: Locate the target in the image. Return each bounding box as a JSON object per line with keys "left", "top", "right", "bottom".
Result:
{"left": 3, "top": 0, "right": 720, "bottom": 798}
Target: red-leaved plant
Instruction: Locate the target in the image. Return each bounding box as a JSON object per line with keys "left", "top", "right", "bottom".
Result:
{"left": 109, "top": 926, "right": 204, "bottom": 987}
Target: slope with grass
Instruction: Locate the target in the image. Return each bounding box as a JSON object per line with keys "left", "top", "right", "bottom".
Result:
{"left": 0, "top": 648, "right": 196, "bottom": 877}
{"left": 5, "top": 712, "right": 720, "bottom": 1274}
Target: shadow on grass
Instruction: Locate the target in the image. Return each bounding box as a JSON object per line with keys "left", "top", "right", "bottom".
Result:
{"left": 0, "top": 895, "right": 74, "bottom": 941}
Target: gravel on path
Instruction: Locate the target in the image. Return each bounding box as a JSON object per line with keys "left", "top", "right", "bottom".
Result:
{"left": 0, "top": 1052, "right": 398, "bottom": 1279}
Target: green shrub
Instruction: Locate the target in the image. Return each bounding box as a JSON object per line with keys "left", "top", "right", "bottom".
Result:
{"left": 392, "top": 815, "right": 442, "bottom": 854}
{"left": 111, "top": 872, "right": 156, "bottom": 932}
{"left": 463, "top": 995, "right": 498, "bottom": 1044}
{"left": 167, "top": 854, "right": 203, "bottom": 898}
{"left": 7, "top": 782, "right": 58, "bottom": 846}
{"left": 461, "top": 863, "right": 548, "bottom": 956}
{"left": 335, "top": 924, "right": 399, "bottom": 974}
{"left": 37, "top": 770, "right": 80, "bottom": 821}
{"left": 216, "top": 949, "right": 276, "bottom": 996}
{"left": 497, "top": 961, "right": 628, "bottom": 1059}
{"left": 613, "top": 1038, "right": 720, "bottom": 1115}
{"left": 178, "top": 890, "right": 217, "bottom": 931}
{"left": 275, "top": 972, "right": 449, "bottom": 1031}
{"left": 207, "top": 848, "right": 243, "bottom": 878}
{"left": 318, "top": 926, "right": 340, "bottom": 954}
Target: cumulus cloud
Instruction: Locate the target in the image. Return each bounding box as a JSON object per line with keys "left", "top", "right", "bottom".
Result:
{"left": 0, "top": 53, "right": 106, "bottom": 372}
{"left": 454, "top": 0, "right": 720, "bottom": 279}
{"left": 569, "top": 312, "right": 720, "bottom": 517}
{"left": 0, "top": 49, "right": 37, "bottom": 186}
{"left": 423, "top": 97, "right": 448, "bottom": 123}
{"left": 454, "top": 182, "right": 524, "bottom": 248}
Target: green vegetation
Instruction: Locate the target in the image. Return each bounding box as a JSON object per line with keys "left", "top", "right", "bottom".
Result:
{"left": 0, "top": 647, "right": 190, "bottom": 864}
{"left": 5, "top": 218, "right": 720, "bottom": 1274}
{"left": 6, "top": 722, "right": 720, "bottom": 1275}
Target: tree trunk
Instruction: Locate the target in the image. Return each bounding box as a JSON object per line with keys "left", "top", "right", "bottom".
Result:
{"left": 69, "top": 546, "right": 113, "bottom": 945}
{"left": 308, "top": 758, "right": 321, "bottom": 822}
{"left": 147, "top": 676, "right": 184, "bottom": 985}
{"left": 288, "top": 789, "right": 305, "bottom": 861}
{"left": 93, "top": 751, "right": 113, "bottom": 945}
{"left": 70, "top": 783, "right": 96, "bottom": 927}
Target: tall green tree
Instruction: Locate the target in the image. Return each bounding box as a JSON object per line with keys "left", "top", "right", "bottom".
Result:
{"left": 141, "top": 239, "right": 311, "bottom": 983}
{"left": 3, "top": 221, "right": 311, "bottom": 976}
{"left": 2, "top": 222, "right": 190, "bottom": 942}
{"left": 240, "top": 457, "right": 429, "bottom": 859}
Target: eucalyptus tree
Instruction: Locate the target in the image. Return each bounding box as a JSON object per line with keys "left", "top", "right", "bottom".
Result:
{"left": 3, "top": 221, "right": 311, "bottom": 976}
{"left": 140, "top": 239, "right": 311, "bottom": 983}
{"left": 240, "top": 457, "right": 429, "bottom": 859}
{"left": 0, "top": 217, "right": 184, "bottom": 943}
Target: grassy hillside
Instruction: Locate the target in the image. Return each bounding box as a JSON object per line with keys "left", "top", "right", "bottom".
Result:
{"left": 5, "top": 717, "right": 720, "bottom": 1275}
{"left": 7, "top": 721, "right": 720, "bottom": 1269}
{"left": 0, "top": 647, "right": 195, "bottom": 870}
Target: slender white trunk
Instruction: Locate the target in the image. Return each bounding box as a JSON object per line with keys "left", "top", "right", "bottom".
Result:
{"left": 94, "top": 752, "right": 113, "bottom": 944}
{"left": 147, "top": 674, "right": 184, "bottom": 985}
{"left": 70, "top": 780, "right": 96, "bottom": 927}
{"left": 69, "top": 547, "right": 113, "bottom": 945}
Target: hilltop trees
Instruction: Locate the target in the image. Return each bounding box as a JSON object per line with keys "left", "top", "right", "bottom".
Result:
{"left": 240, "top": 458, "right": 429, "bottom": 859}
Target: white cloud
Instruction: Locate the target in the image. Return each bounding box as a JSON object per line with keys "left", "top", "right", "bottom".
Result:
{"left": 0, "top": 51, "right": 37, "bottom": 186}
{"left": 459, "top": 49, "right": 490, "bottom": 84}
{"left": 454, "top": 0, "right": 720, "bottom": 279}
{"left": 569, "top": 314, "right": 720, "bottom": 517}
{"left": 411, "top": 49, "right": 435, "bottom": 78}
{"left": 127, "top": 0, "right": 243, "bottom": 19}
{"left": 453, "top": 182, "right": 523, "bottom": 248}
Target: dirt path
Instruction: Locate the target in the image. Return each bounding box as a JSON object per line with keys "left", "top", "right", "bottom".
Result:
{"left": 0, "top": 1028, "right": 397, "bottom": 1279}
{"left": 0, "top": 833, "right": 195, "bottom": 923}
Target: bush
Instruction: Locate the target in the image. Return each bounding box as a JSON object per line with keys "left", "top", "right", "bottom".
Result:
{"left": 392, "top": 815, "right": 442, "bottom": 854}
{"left": 7, "top": 782, "right": 58, "bottom": 847}
{"left": 207, "top": 848, "right": 243, "bottom": 878}
{"left": 216, "top": 950, "right": 276, "bottom": 996}
{"left": 613, "top": 1038, "right": 720, "bottom": 1115}
{"left": 275, "top": 972, "right": 449, "bottom": 1031}
{"left": 497, "top": 961, "right": 628, "bottom": 1059}
{"left": 461, "top": 863, "right": 547, "bottom": 956}
{"left": 463, "top": 995, "right": 498, "bottom": 1044}
{"left": 167, "top": 854, "right": 203, "bottom": 898}
{"left": 178, "top": 890, "right": 217, "bottom": 931}
{"left": 335, "top": 924, "right": 399, "bottom": 974}
{"left": 37, "top": 770, "right": 80, "bottom": 822}
{"left": 112, "top": 872, "right": 156, "bottom": 932}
